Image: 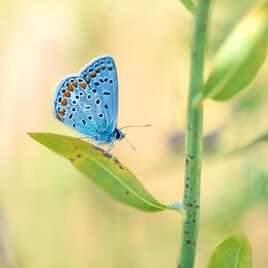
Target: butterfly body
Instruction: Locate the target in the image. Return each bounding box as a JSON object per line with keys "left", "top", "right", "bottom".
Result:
{"left": 54, "top": 55, "right": 124, "bottom": 145}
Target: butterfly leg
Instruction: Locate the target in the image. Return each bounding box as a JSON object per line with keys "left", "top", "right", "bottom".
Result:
{"left": 106, "top": 140, "right": 115, "bottom": 154}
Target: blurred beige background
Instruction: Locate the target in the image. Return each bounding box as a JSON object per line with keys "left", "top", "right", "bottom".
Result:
{"left": 0, "top": 0, "right": 267, "bottom": 267}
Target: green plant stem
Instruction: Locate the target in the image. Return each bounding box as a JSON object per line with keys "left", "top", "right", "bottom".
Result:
{"left": 178, "top": 0, "right": 211, "bottom": 268}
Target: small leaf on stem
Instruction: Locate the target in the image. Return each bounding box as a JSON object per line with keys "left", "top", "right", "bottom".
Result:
{"left": 207, "top": 233, "right": 252, "bottom": 268}
{"left": 195, "top": 1, "right": 268, "bottom": 103}
{"left": 180, "top": 0, "right": 196, "bottom": 14}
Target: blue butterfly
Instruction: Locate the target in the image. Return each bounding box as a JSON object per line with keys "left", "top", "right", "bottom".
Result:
{"left": 53, "top": 55, "right": 125, "bottom": 149}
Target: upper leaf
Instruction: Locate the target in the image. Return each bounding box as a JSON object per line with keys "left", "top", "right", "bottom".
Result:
{"left": 180, "top": 0, "right": 196, "bottom": 13}
{"left": 29, "top": 132, "right": 181, "bottom": 213}
{"left": 207, "top": 233, "right": 252, "bottom": 268}
{"left": 195, "top": 1, "right": 268, "bottom": 103}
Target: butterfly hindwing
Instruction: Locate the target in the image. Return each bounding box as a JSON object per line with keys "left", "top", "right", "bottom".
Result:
{"left": 80, "top": 55, "right": 118, "bottom": 135}
{"left": 54, "top": 55, "right": 118, "bottom": 143}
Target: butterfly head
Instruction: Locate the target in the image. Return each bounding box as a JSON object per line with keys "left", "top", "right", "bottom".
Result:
{"left": 115, "top": 128, "right": 125, "bottom": 140}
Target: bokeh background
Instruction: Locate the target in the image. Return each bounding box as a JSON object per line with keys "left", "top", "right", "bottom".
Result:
{"left": 0, "top": 0, "right": 268, "bottom": 267}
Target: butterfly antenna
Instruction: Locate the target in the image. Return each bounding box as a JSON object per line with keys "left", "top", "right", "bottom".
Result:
{"left": 124, "top": 136, "right": 136, "bottom": 151}
{"left": 120, "top": 124, "right": 152, "bottom": 130}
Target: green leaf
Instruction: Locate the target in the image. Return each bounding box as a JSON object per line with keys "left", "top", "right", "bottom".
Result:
{"left": 180, "top": 0, "right": 196, "bottom": 13}
{"left": 224, "top": 130, "right": 268, "bottom": 155}
{"left": 207, "top": 233, "right": 252, "bottom": 268}
{"left": 195, "top": 1, "right": 268, "bottom": 103}
{"left": 29, "top": 132, "right": 180, "bottom": 213}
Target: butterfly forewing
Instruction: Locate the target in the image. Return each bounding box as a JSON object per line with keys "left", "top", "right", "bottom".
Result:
{"left": 80, "top": 55, "right": 118, "bottom": 134}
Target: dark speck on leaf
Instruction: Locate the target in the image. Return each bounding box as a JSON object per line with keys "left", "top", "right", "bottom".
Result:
{"left": 93, "top": 145, "right": 105, "bottom": 153}
{"left": 113, "top": 157, "right": 124, "bottom": 169}
{"left": 103, "top": 152, "right": 112, "bottom": 158}
{"left": 70, "top": 154, "right": 82, "bottom": 163}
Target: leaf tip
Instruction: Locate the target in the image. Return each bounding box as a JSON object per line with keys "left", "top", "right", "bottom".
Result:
{"left": 27, "top": 132, "right": 42, "bottom": 141}
{"left": 27, "top": 132, "right": 36, "bottom": 139}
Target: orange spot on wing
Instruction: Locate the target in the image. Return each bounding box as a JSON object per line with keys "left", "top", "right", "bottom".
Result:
{"left": 60, "top": 98, "right": 67, "bottom": 106}
{"left": 59, "top": 109, "right": 65, "bottom": 117}
{"left": 90, "top": 71, "right": 97, "bottom": 77}
{"left": 66, "top": 85, "right": 73, "bottom": 91}
{"left": 63, "top": 91, "right": 70, "bottom": 97}
{"left": 71, "top": 81, "right": 77, "bottom": 87}
{"left": 79, "top": 82, "right": 86, "bottom": 89}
